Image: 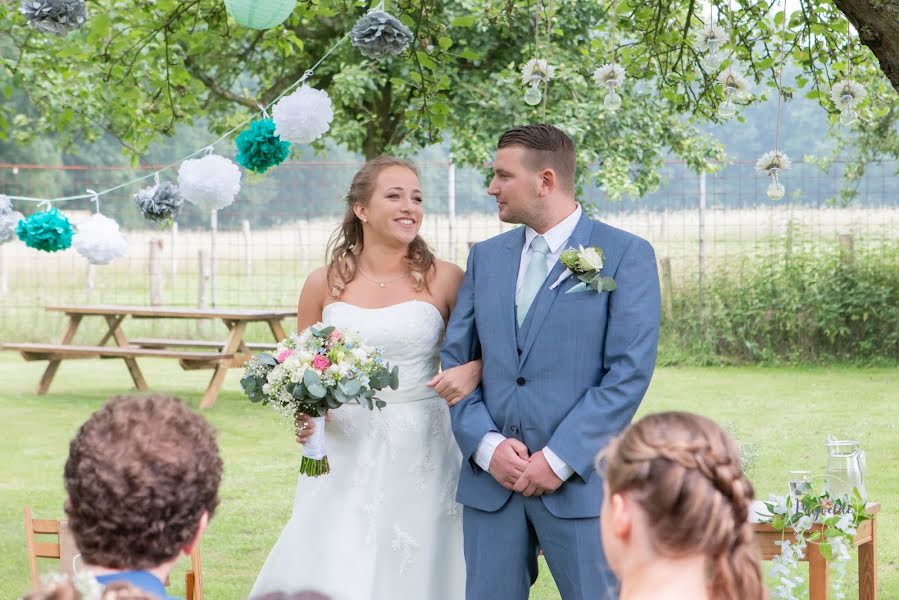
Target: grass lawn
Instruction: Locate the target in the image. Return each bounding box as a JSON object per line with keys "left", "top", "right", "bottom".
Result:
{"left": 0, "top": 353, "right": 896, "bottom": 599}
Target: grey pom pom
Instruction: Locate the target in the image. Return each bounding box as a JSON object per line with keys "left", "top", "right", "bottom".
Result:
{"left": 0, "top": 195, "right": 24, "bottom": 244}
{"left": 351, "top": 10, "right": 413, "bottom": 58}
{"left": 134, "top": 182, "right": 184, "bottom": 223}
{"left": 20, "top": 0, "right": 87, "bottom": 36}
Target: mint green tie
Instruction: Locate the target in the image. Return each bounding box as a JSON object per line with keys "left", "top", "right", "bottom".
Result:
{"left": 517, "top": 235, "right": 550, "bottom": 326}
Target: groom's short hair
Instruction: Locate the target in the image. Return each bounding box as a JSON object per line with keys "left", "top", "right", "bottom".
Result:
{"left": 64, "top": 393, "right": 222, "bottom": 570}
{"left": 497, "top": 124, "right": 576, "bottom": 194}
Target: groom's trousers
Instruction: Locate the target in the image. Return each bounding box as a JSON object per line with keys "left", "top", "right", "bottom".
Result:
{"left": 462, "top": 493, "right": 618, "bottom": 600}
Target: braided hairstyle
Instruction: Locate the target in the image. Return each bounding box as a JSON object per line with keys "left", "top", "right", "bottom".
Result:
{"left": 598, "top": 412, "right": 766, "bottom": 600}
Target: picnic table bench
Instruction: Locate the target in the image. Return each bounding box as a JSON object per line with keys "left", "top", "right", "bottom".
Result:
{"left": 2, "top": 305, "right": 295, "bottom": 408}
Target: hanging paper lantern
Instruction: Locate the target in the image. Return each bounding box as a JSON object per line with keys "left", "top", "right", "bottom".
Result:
{"left": 20, "top": 0, "right": 87, "bottom": 36}
{"left": 177, "top": 154, "right": 242, "bottom": 210}
{"left": 351, "top": 10, "right": 413, "bottom": 58}
{"left": 134, "top": 182, "right": 184, "bottom": 223}
{"left": 224, "top": 0, "right": 296, "bottom": 30}
{"left": 16, "top": 206, "right": 73, "bottom": 252}
{"left": 73, "top": 213, "right": 128, "bottom": 265}
{"left": 0, "top": 195, "right": 24, "bottom": 244}
{"left": 272, "top": 85, "right": 334, "bottom": 144}
{"left": 236, "top": 119, "right": 291, "bottom": 174}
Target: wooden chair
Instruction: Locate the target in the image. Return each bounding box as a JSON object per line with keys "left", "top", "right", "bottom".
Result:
{"left": 25, "top": 506, "right": 203, "bottom": 599}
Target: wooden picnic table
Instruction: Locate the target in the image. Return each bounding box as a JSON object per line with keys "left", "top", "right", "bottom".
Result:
{"left": 752, "top": 502, "right": 880, "bottom": 600}
{"left": 2, "top": 305, "right": 295, "bottom": 408}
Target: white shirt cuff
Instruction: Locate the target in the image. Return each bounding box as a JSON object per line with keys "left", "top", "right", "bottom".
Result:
{"left": 543, "top": 446, "right": 575, "bottom": 481}
{"left": 473, "top": 432, "right": 506, "bottom": 471}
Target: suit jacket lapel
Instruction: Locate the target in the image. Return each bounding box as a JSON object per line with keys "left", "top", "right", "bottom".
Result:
{"left": 499, "top": 227, "right": 525, "bottom": 356}
{"left": 518, "top": 213, "right": 595, "bottom": 366}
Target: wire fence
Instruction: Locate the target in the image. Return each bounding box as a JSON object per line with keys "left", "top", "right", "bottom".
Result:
{"left": 1, "top": 159, "right": 896, "bottom": 343}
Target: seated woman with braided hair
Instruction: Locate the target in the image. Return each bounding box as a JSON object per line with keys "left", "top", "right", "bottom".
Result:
{"left": 597, "top": 411, "right": 766, "bottom": 600}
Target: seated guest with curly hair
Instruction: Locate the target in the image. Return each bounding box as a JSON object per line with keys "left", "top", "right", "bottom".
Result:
{"left": 597, "top": 411, "right": 766, "bottom": 600}
{"left": 62, "top": 393, "right": 223, "bottom": 599}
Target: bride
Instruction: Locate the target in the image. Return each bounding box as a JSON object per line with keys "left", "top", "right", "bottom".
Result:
{"left": 250, "top": 156, "right": 479, "bottom": 599}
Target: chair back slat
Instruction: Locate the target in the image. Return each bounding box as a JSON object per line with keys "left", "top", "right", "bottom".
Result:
{"left": 33, "top": 541, "right": 61, "bottom": 559}
{"left": 32, "top": 519, "right": 60, "bottom": 534}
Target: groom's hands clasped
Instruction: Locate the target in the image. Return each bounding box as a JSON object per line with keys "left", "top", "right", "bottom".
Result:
{"left": 513, "top": 450, "right": 563, "bottom": 497}
{"left": 488, "top": 438, "right": 530, "bottom": 490}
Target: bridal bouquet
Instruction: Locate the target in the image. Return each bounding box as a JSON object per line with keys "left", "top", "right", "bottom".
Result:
{"left": 241, "top": 323, "right": 399, "bottom": 476}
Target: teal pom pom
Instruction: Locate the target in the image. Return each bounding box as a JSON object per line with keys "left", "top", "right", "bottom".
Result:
{"left": 236, "top": 118, "right": 291, "bottom": 174}
{"left": 16, "top": 207, "right": 74, "bottom": 252}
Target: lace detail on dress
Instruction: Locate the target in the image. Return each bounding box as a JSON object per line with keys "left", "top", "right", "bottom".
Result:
{"left": 391, "top": 525, "right": 421, "bottom": 574}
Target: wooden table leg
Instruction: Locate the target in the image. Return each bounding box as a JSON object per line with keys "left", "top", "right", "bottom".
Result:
{"left": 104, "top": 315, "right": 148, "bottom": 391}
{"left": 96, "top": 315, "right": 125, "bottom": 346}
{"left": 200, "top": 321, "right": 246, "bottom": 409}
{"left": 807, "top": 541, "right": 829, "bottom": 600}
{"left": 859, "top": 518, "right": 877, "bottom": 600}
{"left": 267, "top": 318, "right": 288, "bottom": 342}
{"left": 36, "top": 315, "right": 82, "bottom": 394}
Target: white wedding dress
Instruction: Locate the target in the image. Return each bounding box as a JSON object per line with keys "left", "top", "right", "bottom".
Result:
{"left": 250, "top": 300, "right": 466, "bottom": 600}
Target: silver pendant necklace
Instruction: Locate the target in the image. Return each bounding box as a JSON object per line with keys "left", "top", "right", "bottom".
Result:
{"left": 357, "top": 267, "right": 407, "bottom": 288}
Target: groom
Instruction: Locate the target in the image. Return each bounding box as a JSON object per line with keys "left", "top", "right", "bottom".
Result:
{"left": 440, "top": 124, "right": 660, "bottom": 599}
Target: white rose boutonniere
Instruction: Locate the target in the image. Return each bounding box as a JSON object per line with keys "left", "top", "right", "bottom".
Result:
{"left": 549, "top": 245, "right": 617, "bottom": 292}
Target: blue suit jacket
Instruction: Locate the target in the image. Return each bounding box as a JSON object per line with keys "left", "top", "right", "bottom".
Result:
{"left": 441, "top": 212, "right": 661, "bottom": 518}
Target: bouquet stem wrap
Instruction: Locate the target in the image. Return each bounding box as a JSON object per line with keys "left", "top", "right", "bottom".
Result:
{"left": 297, "top": 412, "right": 329, "bottom": 476}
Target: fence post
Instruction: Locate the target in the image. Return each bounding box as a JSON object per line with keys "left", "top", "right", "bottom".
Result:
{"left": 197, "top": 249, "right": 210, "bottom": 337}
{"left": 659, "top": 257, "right": 673, "bottom": 321}
{"left": 839, "top": 233, "right": 855, "bottom": 266}
{"left": 0, "top": 244, "right": 7, "bottom": 297}
{"left": 149, "top": 238, "right": 164, "bottom": 306}
{"left": 698, "top": 170, "right": 707, "bottom": 314}
{"left": 242, "top": 219, "right": 252, "bottom": 276}
{"left": 209, "top": 210, "right": 217, "bottom": 308}
{"left": 86, "top": 264, "right": 95, "bottom": 297}
{"left": 448, "top": 162, "right": 457, "bottom": 263}
{"left": 170, "top": 221, "right": 178, "bottom": 285}
{"left": 298, "top": 221, "right": 309, "bottom": 274}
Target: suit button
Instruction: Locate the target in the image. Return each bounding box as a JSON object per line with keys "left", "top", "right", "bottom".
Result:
{"left": 516, "top": 377, "right": 526, "bottom": 386}
{"left": 511, "top": 425, "right": 520, "bottom": 435}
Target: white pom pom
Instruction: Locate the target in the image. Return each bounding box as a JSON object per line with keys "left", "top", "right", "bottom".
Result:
{"left": 272, "top": 85, "right": 334, "bottom": 144}
{"left": 73, "top": 213, "right": 128, "bottom": 265}
{"left": 177, "top": 154, "right": 242, "bottom": 210}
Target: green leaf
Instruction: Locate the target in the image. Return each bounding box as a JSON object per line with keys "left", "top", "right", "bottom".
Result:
{"left": 818, "top": 541, "right": 832, "bottom": 561}
{"left": 458, "top": 48, "right": 481, "bottom": 61}
{"left": 307, "top": 382, "right": 327, "bottom": 399}
{"left": 340, "top": 378, "right": 361, "bottom": 396}
{"left": 416, "top": 51, "right": 438, "bottom": 71}
{"left": 389, "top": 365, "right": 400, "bottom": 390}
{"left": 258, "top": 353, "right": 277, "bottom": 366}
{"left": 304, "top": 369, "right": 322, "bottom": 388}
{"left": 438, "top": 36, "right": 453, "bottom": 51}
{"left": 452, "top": 15, "right": 478, "bottom": 27}
{"left": 601, "top": 276, "right": 618, "bottom": 291}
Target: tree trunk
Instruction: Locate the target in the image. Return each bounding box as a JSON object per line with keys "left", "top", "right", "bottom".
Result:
{"left": 834, "top": 0, "right": 899, "bottom": 92}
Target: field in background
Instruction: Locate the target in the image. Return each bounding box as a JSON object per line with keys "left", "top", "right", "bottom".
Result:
{"left": 2, "top": 206, "right": 897, "bottom": 342}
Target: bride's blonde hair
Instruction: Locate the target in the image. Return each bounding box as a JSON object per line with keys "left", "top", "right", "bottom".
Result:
{"left": 325, "top": 156, "right": 435, "bottom": 298}
{"left": 598, "top": 411, "right": 766, "bottom": 600}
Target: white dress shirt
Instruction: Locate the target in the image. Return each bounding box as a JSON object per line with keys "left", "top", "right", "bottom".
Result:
{"left": 473, "top": 204, "right": 582, "bottom": 482}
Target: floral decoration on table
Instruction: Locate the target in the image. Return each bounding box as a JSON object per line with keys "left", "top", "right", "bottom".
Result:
{"left": 761, "top": 487, "right": 871, "bottom": 600}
